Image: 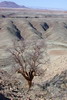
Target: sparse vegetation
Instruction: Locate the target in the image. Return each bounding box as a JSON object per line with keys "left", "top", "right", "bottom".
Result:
{"left": 9, "top": 40, "right": 47, "bottom": 89}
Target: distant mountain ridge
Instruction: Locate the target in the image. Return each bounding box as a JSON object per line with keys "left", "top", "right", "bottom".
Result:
{"left": 0, "top": 1, "right": 27, "bottom": 8}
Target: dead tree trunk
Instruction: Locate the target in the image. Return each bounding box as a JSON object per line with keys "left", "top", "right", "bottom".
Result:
{"left": 17, "top": 69, "right": 35, "bottom": 88}
{"left": 9, "top": 40, "right": 47, "bottom": 89}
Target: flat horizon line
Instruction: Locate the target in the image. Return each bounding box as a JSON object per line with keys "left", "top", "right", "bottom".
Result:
{"left": 0, "top": 7, "right": 67, "bottom": 12}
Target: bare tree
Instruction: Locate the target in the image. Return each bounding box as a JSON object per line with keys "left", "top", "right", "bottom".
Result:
{"left": 9, "top": 40, "right": 48, "bottom": 88}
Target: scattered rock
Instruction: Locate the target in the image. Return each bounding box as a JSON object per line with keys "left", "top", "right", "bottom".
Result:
{"left": 40, "top": 70, "right": 67, "bottom": 100}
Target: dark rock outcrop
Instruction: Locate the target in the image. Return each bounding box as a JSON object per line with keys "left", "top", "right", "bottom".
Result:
{"left": 41, "top": 22, "right": 49, "bottom": 31}
{"left": 7, "top": 22, "right": 24, "bottom": 40}
{"left": 29, "top": 22, "right": 43, "bottom": 38}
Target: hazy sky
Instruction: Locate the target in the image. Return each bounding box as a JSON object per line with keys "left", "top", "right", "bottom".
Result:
{"left": 0, "top": 0, "right": 67, "bottom": 10}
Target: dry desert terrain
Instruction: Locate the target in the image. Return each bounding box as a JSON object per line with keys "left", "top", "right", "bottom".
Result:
{"left": 0, "top": 8, "right": 67, "bottom": 100}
